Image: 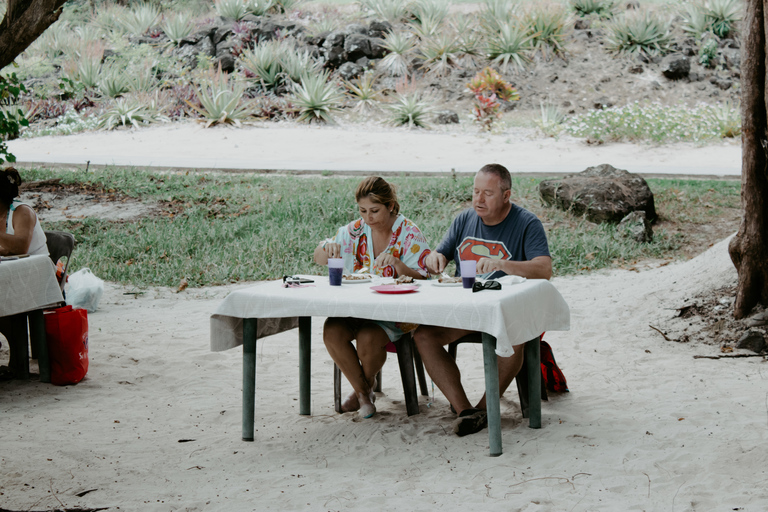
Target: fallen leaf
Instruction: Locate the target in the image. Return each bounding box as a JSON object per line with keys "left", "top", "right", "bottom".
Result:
{"left": 177, "top": 278, "right": 188, "bottom": 293}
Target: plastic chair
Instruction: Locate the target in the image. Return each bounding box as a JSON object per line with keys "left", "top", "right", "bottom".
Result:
{"left": 44, "top": 230, "right": 75, "bottom": 293}
{"left": 446, "top": 333, "right": 548, "bottom": 418}
{"left": 333, "top": 332, "right": 429, "bottom": 416}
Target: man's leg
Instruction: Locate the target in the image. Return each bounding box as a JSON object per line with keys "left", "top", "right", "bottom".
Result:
{"left": 412, "top": 325, "right": 475, "bottom": 415}
{"left": 475, "top": 344, "right": 525, "bottom": 411}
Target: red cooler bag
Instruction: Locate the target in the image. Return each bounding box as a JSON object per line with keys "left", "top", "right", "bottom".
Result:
{"left": 44, "top": 305, "right": 89, "bottom": 385}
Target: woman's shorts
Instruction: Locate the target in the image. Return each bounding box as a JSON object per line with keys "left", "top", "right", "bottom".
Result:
{"left": 339, "top": 317, "right": 419, "bottom": 343}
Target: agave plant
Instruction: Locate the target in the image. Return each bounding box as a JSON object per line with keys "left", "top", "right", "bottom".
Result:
{"left": 706, "top": 0, "right": 742, "bottom": 38}
{"left": 487, "top": 23, "right": 532, "bottom": 73}
{"left": 117, "top": 3, "right": 160, "bottom": 37}
{"left": 239, "top": 41, "right": 285, "bottom": 90}
{"left": 358, "top": 0, "right": 408, "bottom": 23}
{"left": 377, "top": 31, "right": 415, "bottom": 76}
{"left": 605, "top": 10, "right": 672, "bottom": 56}
{"left": 75, "top": 57, "right": 102, "bottom": 88}
{"left": 524, "top": 4, "right": 570, "bottom": 56}
{"left": 246, "top": 0, "right": 277, "bottom": 16}
{"left": 281, "top": 49, "right": 322, "bottom": 84}
{"left": 681, "top": 2, "right": 712, "bottom": 40}
{"left": 570, "top": 0, "right": 616, "bottom": 18}
{"left": 538, "top": 101, "right": 566, "bottom": 137}
{"left": 162, "top": 12, "right": 194, "bottom": 45}
{"left": 98, "top": 67, "right": 129, "bottom": 98}
{"left": 216, "top": 0, "right": 249, "bottom": 20}
{"left": 480, "top": 0, "right": 519, "bottom": 33}
{"left": 273, "top": 0, "right": 302, "bottom": 13}
{"left": 99, "top": 97, "right": 152, "bottom": 130}
{"left": 36, "top": 21, "right": 75, "bottom": 59}
{"left": 389, "top": 92, "right": 433, "bottom": 128}
{"left": 191, "top": 68, "right": 253, "bottom": 127}
{"left": 344, "top": 72, "right": 383, "bottom": 112}
{"left": 128, "top": 60, "right": 160, "bottom": 93}
{"left": 418, "top": 33, "right": 461, "bottom": 77}
{"left": 409, "top": 0, "right": 448, "bottom": 27}
{"left": 290, "top": 71, "right": 345, "bottom": 123}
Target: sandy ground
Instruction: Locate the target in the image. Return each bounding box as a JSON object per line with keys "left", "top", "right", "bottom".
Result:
{"left": 1, "top": 236, "right": 767, "bottom": 511}
{"left": 8, "top": 122, "right": 742, "bottom": 177}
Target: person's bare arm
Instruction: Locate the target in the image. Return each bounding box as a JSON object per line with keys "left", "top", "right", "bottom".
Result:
{"left": 0, "top": 205, "right": 35, "bottom": 256}
{"left": 476, "top": 255, "right": 552, "bottom": 280}
{"left": 424, "top": 251, "right": 448, "bottom": 275}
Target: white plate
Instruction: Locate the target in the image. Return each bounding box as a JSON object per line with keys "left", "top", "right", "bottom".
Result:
{"left": 432, "top": 280, "right": 463, "bottom": 287}
{"left": 343, "top": 277, "right": 372, "bottom": 284}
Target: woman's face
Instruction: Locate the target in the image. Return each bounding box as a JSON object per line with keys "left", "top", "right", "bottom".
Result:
{"left": 357, "top": 197, "right": 391, "bottom": 228}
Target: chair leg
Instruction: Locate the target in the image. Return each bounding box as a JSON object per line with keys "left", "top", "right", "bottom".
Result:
{"left": 412, "top": 339, "right": 429, "bottom": 397}
{"left": 395, "top": 334, "right": 420, "bottom": 416}
{"left": 333, "top": 363, "right": 342, "bottom": 414}
{"left": 524, "top": 337, "right": 542, "bottom": 429}
{"left": 28, "top": 310, "right": 49, "bottom": 383}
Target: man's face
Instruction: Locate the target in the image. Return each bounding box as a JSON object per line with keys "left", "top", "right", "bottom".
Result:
{"left": 472, "top": 171, "right": 511, "bottom": 221}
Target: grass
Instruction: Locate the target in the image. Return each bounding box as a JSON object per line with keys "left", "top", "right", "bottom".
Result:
{"left": 17, "top": 168, "right": 741, "bottom": 288}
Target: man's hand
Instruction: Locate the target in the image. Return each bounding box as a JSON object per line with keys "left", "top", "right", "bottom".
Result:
{"left": 425, "top": 252, "right": 448, "bottom": 275}
{"left": 477, "top": 257, "right": 502, "bottom": 275}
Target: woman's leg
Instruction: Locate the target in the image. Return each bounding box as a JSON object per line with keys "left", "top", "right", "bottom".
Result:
{"left": 355, "top": 324, "right": 390, "bottom": 390}
{"left": 323, "top": 318, "right": 376, "bottom": 415}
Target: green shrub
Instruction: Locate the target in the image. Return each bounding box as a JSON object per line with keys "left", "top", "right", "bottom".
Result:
{"left": 191, "top": 68, "right": 253, "bottom": 127}
{"left": 239, "top": 41, "right": 286, "bottom": 91}
{"left": 0, "top": 74, "right": 29, "bottom": 164}
{"left": 117, "top": 3, "right": 160, "bottom": 36}
{"left": 162, "top": 12, "right": 194, "bottom": 45}
{"left": 377, "top": 31, "right": 415, "bottom": 76}
{"left": 467, "top": 67, "right": 519, "bottom": 131}
{"left": 699, "top": 37, "right": 718, "bottom": 67}
{"left": 524, "top": 4, "right": 570, "bottom": 56}
{"left": 706, "top": 0, "right": 741, "bottom": 38}
{"left": 570, "top": 0, "right": 615, "bottom": 18}
{"left": 98, "top": 66, "right": 130, "bottom": 98}
{"left": 604, "top": 11, "right": 672, "bottom": 56}
{"left": 417, "top": 33, "right": 461, "bottom": 77}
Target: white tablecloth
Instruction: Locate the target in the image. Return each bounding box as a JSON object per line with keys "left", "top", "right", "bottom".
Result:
{"left": 211, "top": 275, "right": 570, "bottom": 357}
{"left": 0, "top": 255, "right": 63, "bottom": 317}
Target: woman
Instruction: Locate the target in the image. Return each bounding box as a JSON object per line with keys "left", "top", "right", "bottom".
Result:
{"left": 0, "top": 167, "right": 49, "bottom": 378}
{"left": 313, "top": 176, "right": 431, "bottom": 418}
{"left": 0, "top": 167, "right": 48, "bottom": 257}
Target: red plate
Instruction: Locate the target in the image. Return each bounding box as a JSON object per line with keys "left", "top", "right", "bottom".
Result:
{"left": 370, "top": 284, "right": 419, "bottom": 294}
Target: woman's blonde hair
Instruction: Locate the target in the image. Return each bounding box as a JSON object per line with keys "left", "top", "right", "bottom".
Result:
{"left": 355, "top": 176, "right": 400, "bottom": 216}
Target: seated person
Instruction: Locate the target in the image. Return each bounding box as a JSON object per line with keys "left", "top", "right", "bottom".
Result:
{"left": 413, "top": 164, "right": 552, "bottom": 436}
{"left": 0, "top": 167, "right": 51, "bottom": 378}
{"left": 313, "top": 176, "right": 431, "bottom": 418}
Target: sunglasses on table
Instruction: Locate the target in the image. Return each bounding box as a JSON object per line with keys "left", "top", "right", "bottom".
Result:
{"left": 472, "top": 280, "right": 502, "bottom": 293}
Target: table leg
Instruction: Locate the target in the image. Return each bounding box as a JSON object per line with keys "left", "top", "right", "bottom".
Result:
{"left": 242, "top": 318, "right": 257, "bottom": 442}
{"left": 525, "top": 337, "right": 542, "bottom": 429}
{"left": 28, "top": 310, "right": 49, "bottom": 383}
{"left": 482, "top": 333, "right": 502, "bottom": 457}
{"left": 299, "top": 317, "right": 311, "bottom": 416}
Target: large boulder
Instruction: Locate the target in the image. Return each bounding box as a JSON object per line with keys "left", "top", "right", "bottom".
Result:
{"left": 539, "top": 164, "right": 656, "bottom": 223}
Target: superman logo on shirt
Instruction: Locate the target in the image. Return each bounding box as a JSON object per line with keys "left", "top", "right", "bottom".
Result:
{"left": 458, "top": 238, "right": 511, "bottom": 262}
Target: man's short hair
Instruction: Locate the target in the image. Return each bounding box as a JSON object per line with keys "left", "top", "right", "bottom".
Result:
{"left": 478, "top": 164, "right": 511, "bottom": 191}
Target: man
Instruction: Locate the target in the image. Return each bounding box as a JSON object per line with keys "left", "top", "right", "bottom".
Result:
{"left": 414, "top": 163, "right": 552, "bottom": 436}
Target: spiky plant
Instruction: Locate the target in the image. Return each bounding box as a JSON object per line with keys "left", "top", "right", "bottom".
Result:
{"left": 99, "top": 97, "right": 151, "bottom": 130}
{"left": 389, "top": 92, "right": 433, "bottom": 128}
{"left": 98, "top": 67, "right": 129, "bottom": 98}
{"left": 344, "top": 72, "right": 383, "bottom": 112}
{"left": 246, "top": 0, "right": 277, "bottom": 16}
{"left": 290, "top": 71, "right": 345, "bottom": 123}
{"left": 681, "top": 2, "right": 712, "bottom": 40}
{"left": 538, "top": 101, "right": 566, "bottom": 136}
{"left": 190, "top": 67, "right": 253, "bottom": 127}
{"left": 524, "top": 4, "right": 570, "bottom": 56}
{"left": 281, "top": 49, "right": 322, "bottom": 84}
{"left": 570, "top": 0, "right": 615, "bottom": 18}
{"left": 604, "top": 10, "right": 672, "bottom": 56}
{"left": 418, "top": 33, "right": 461, "bottom": 77}
{"left": 487, "top": 23, "right": 532, "bottom": 73}
{"left": 162, "top": 12, "right": 194, "bottom": 45}
{"left": 480, "top": 0, "right": 518, "bottom": 33}
{"left": 36, "top": 21, "right": 75, "bottom": 59}
{"left": 358, "top": 0, "right": 408, "bottom": 23}
{"left": 76, "top": 57, "right": 102, "bottom": 88}
{"left": 377, "top": 31, "right": 415, "bottom": 76}
{"left": 275, "top": 0, "right": 303, "bottom": 12}
{"left": 117, "top": 3, "right": 160, "bottom": 36}
{"left": 128, "top": 60, "right": 159, "bottom": 93}
{"left": 216, "top": 0, "right": 249, "bottom": 20}
{"left": 409, "top": 0, "right": 448, "bottom": 27}
{"left": 239, "top": 41, "right": 285, "bottom": 91}
{"left": 708, "top": 100, "right": 741, "bottom": 138}
{"left": 706, "top": 0, "right": 741, "bottom": 38}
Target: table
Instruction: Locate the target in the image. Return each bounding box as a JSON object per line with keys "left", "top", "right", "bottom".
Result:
{"left": 210, "top": 275, "right": 570, "bottom": 456}
{"left": 0, "top": 255, "right": 64, "bottom": 380}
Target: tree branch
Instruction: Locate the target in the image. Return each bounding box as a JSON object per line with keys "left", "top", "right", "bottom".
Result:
{"left": 0, "top": 0, "right": 68, "bottom": 71}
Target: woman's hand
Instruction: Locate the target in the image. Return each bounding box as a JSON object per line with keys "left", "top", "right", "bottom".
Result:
{"left": 374, "top": 252, "right": 399, "bottom": 271}
{"left": 312, "top": 240, "right": 341, "bottom": 266}
{"left": 323, "top": 242, "right": 342, "bottom": 259}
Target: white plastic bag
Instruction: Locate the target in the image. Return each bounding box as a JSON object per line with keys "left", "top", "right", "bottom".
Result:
{"left": 66, "top": 268, "right": 104, "bottom": 313}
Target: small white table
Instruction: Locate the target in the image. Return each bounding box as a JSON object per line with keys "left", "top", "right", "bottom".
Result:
{"left": 210, "top": 275, "right": 570, "bottom": 456}
{"left": 0, "top": 255, "right": 64, "bottom": 380}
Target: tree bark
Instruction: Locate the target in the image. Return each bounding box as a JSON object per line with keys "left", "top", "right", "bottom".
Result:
{"left": 728, "top": 0, "right": 768, "bottom": 319}
{"left": 0, "top": 0, "right": 68, "bottom": 71}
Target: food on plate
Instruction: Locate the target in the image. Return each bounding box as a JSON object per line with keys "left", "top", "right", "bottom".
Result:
{"left": 438, "top": 275, "right": 462, "bottom": 284}
{"left": 343, "top": 273, "right": 371, "bottom": 281}
{"left": 394, "top": 275, "right": 414, "bottom": 284}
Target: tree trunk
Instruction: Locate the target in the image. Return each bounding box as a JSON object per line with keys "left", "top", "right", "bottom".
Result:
{"left": 728, "top": 0, "right": 768, "bottom": 319}
{"left": 0, "top": 0, "right": 68, "bottom": 71}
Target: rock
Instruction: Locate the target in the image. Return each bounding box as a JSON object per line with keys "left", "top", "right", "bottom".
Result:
{"left": 368, "top": 20, "right": 392, "bottom": 39}
{"left": 538, "top": 163, "right": 657, "bottom": 224}
{"left": 628, "top": 64, "right": 643, "bottom": 74}
{"left": 661, "top": 54, "right": 690, "bottom": 80}
{"left": 618, "top": 211, "right": 653, "bottom": 243}
{"left": 721, "top": 48, "right": 741, "bottom": 70}
{"left": 710, "top": 76, "right": 733, "bottom": 90}
{"left": 434, "top": 110, "right": 459, "bottom": 124}
{"left": 736, "top": 329, "right": 766, "bottom": 353}
{"left": 345, "top": 23, "right": 368, "bottom": 35}
{"left": 213, "top": 25, "right": 234, "bottom": 46}
{"left": 344, "top": 33, "right": 372, "bottom": 61}
{"left": 338, "top": 62, "right": 364, "bottom": 80}
{"left": 745, "top": 310, "right": 768, "bottom": 328}
{"left": 194, "top": 35, "right": 215, "bottom": 58}
{"left": 574, "top": 19, "right": 590, "bottom": 30}
{"left": 172, "top": 44, "right": 202, "bottom": 68}
{"left": 593, "top": 96, "right": 613, "bottom": 109}
{"left": 323, "top": 31, "right": 345, "bottom": 49}
{"left": 179, "top": 25, "right": 216, "bottom": 47}
{"left": 217, "top": 53, "right": 236, "bottom": 73}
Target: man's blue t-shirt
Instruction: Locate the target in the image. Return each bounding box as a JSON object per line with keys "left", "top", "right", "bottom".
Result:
{"left": 436, "top": 204, "right": 551, "bottom": 280}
